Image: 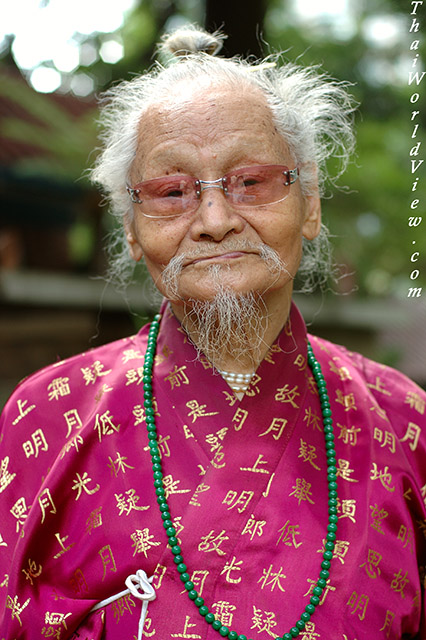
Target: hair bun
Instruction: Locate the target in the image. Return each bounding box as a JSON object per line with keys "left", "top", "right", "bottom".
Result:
{"left": 159, "top": 25, "right": 226, "bottom": 59}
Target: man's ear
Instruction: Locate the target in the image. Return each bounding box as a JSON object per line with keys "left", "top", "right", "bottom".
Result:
{"left": 123, "top": 216, "right": 144, "bottom": 262}
{"left": 302, "top": 190, "right": 322, "bottom": 241}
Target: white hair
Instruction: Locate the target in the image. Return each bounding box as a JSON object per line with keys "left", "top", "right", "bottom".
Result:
{"left": 90, "top": 25, "right": 356, "bottom": 291}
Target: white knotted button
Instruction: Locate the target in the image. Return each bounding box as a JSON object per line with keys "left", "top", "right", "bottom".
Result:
{"left": 90, "top": 569, "right": 156, "bottom": 639}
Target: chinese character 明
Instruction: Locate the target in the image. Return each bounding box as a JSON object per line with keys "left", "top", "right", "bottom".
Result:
{"left": 222, "top": 489, "right": 254, "bottom": 513}
{"left": 347, "top": 591, "right": 369, "bottom": 620}
{"left": 373, "top": 428, "right": 395, "bottom": 453}
{"left": 22, "top": 428, "right": 48, "bottom": 459}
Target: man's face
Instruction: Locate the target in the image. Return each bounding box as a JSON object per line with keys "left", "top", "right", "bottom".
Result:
{"left": 126, "top": 84, "right": 321, "bottom": 309}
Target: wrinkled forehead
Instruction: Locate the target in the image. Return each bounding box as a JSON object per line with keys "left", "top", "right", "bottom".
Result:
{"left": 132, "top": 81, "right": 292, "bottom": 172}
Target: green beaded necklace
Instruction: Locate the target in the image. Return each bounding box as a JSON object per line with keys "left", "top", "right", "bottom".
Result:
{"left": 143, "top": 314, "right": 338, "bottom": 640}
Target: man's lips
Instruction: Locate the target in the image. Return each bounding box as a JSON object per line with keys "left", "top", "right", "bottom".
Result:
{"left": 187, "top": 251, "right": 257, "bottom": 266}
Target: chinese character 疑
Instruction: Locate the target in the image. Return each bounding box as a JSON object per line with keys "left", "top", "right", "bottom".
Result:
{"left": 81, "top": 361, "right": 112, "bottom": 385}
{"left": 251, "top": 607, "right": 277, "bottom": 638}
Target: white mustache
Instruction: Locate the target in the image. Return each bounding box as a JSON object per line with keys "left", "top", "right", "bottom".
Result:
{"left": 160, "top": 240, "right": 292, "bottom": 299}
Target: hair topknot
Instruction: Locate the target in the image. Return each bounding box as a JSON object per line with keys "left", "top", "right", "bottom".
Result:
{"left": 158, "top": 24, "right": 226, "bottom": 60}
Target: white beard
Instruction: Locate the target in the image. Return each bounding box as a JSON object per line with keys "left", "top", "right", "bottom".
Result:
{"left": 160, "top": 241, "right": 292, "bottom": 367}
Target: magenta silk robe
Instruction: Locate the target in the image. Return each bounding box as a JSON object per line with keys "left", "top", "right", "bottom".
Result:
{"left": 0, "top": 302, "right": 425, "bottom": 640}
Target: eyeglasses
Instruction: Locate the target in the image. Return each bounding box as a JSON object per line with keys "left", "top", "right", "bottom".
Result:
{"left": 126, "top": 164, "right": 299, "bottom": 219}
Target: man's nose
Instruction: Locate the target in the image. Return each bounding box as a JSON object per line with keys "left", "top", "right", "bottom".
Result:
{"left": 189, "top": 186, "right": 245, "bottom": 242}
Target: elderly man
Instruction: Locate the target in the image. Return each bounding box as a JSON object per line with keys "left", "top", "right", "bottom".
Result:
{"left": 1, "top": 26, "right": 425, "bottom": 640}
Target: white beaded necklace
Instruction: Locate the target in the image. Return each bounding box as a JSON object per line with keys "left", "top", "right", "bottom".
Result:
{"left": 217, "top": 368, "right": 255, "bottom": 393}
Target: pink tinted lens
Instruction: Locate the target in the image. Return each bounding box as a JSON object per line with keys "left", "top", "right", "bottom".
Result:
{"left": 224, "top": 165, "right": 291, "bottom": 206}
{"left": 133, "top": 175, "right": 198, "bottom": 215}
